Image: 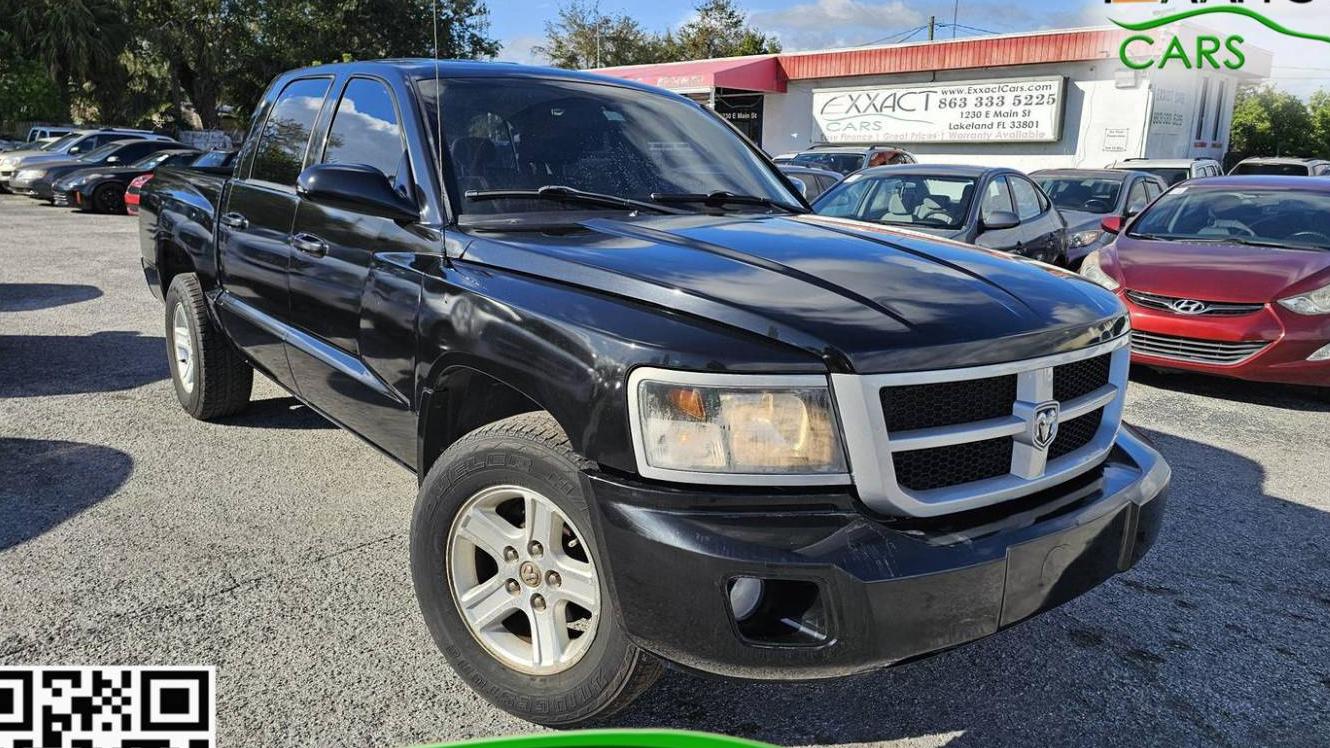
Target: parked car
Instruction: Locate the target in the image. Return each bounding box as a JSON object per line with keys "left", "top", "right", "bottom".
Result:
{"left": 10, "top": 138, "right": 183, "bottom": 201}
{"left": 51, "top": 148, "right": 201, "bottom": 213}
{"left": 1106, "top": 157, "right": 1223, "bottom": 186}
{"left": 126, "top": 150, "right": 237, "bottom": 216}
{"left": 787, "top": 144, "right": 917, "bottom": 175}
{"left": 1080, "top": 175, "right": 1330, "bottom": 390}
{"left": 1031, "top": 169, "right": 1168, "bottom": 269}
{"left": 1229, "top": 157, "right": 1330, "bottom": 177}
{"left": 0, "top": 128, "right": 172, "bottom": 190}
{"left": 139, "top": 59, "right": 1167, "bottom": 726}
{"left": 777, "top": 164, "right": 841, "bottom": 200}
{"left": 25, "top": 124, "right": 75, "bottom": 142}
{"left": 770, "top": 152, "right": 797, "bottom": 165}
{"left": 813, "top": 164, "right": 1070, "bottom": 265}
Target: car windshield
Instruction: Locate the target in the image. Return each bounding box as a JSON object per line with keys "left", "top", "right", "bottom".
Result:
{"left": 791, "top": 152, "right": 863, "bottom": 175}
{"left": 41, "top": 133, "right": 80, "bottom": 151}
{"left": 813, "top": 173, "right": 976, "bottom": 229}
{"left": 1127, "top": 186, "right": 1330, "bottom": 251}
{"left": 191, "top": 151, "right": 233, "bottom": 168}
{"left": 1135, "top": 167, "right": 1190, "bottom": 186}
{"left": 1231, "top": 162, "right": 1311, "bottom": 176}
{"left": 1034, "top": 176, "right": 1123, "bottom": 214}
{"left": 414, "top": 77, "right": 797, "bottom": 217}
{"left": 79, "top": 143, "right": 122, "bottom": 162}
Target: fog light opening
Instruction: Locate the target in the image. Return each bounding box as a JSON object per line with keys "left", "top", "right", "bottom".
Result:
{"left": 727, "top": 576, "right": 764, "bottom": 622}
{"left": 1308, "top": 343, "right": 1330, "bottom": 362}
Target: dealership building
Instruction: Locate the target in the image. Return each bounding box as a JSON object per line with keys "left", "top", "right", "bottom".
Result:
{"left": 595, "top": 26, "right": 1272, "bottom": 172}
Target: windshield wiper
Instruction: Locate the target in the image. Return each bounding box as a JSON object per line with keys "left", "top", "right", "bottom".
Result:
{"left": 465, "top": 185, "right": 681, "bottom": 215}
{"left": 1227, "top": 237, "right": 1325, "bottom": 251}
{"left": 649, "top": 190, "right": 805, "bottom": 214}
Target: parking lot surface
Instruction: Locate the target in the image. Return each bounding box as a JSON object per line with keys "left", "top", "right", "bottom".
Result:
{"left": 2, "top": 193, "right": 1329, "bottom": 746}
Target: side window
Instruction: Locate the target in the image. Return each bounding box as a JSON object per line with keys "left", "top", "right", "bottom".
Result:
{"left": 1144, "top": 181, "right": 1162, "bottom": 200}
{"left": 815, "top": 177, "right": 874, "bottom": 217}
{"left": 1009, "top": 177, "right": 1044, "bottom": 221}
{"left": 980, "top": 177, "right": 1015, "bottom": 219}
{"left": 250, "top": 77, "right": 332, "bottom": 186}
{"left": 1125, "top": 179, "right": 1150, "bottom": 214}
{"left": 115, "top": 141, "right": 158, "bottom": 162}
{"left": 323, "top": 78, "right": 405, "bottom": 180}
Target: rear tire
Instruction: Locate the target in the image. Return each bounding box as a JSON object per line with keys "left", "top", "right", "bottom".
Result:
{"left": 411, "top": 412, "right": 662, "bottom": 726}
{"left": 92, "top": 183, "right": 125, "bottom": 214}
{"left": 164, "top": 274, "right": 252, "bottom": 420}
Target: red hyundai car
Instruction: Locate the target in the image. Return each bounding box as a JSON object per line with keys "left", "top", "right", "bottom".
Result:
{"left": 1079, "top": 176, "right": 1330, "bottom": 390}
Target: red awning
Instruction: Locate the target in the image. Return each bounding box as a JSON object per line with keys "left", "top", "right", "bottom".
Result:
{"left": 594, "top": 55, "right": 786, "bottom": 93}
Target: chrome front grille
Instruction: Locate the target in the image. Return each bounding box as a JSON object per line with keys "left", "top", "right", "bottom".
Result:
{"left": 831, "top": 336, "right": 1130, "bottom": 517}
{"left": 1126, "top": 290, "right": 1265, "bottom": 316}
{"left": 1131, "top": 330, "right": 1269, "bottom": 365}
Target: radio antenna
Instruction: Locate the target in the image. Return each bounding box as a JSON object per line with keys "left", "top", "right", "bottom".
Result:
{"left": 431, "top": 0, "right": 444, "bottom": 189}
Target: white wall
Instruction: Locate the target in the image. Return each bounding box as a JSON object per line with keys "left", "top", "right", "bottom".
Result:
{"left": 762, "top": 59, "right": 1251, "bottom": 172}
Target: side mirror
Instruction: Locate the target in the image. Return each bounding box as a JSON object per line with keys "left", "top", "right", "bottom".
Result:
{"left": 981, "top": 210, "right": 1020, "bottom": 231}
{"left": 69, "top": 146, "right": 82, "bottom": 154}
{"left": 106, "top": 156, "right": 120, "bottom": 164}
{"left": 1101, "top": 215, "right": 1124, "bottom": 234}
{"left": 787, "top": 176, "right": 808, "bottom": 198}
{"left": 296, "top": 163, "right": 419, "bottom": 222}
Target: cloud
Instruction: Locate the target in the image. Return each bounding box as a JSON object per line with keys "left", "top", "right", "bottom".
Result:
{"left": 498, "top": 34, "right": 547, "bottom": 66}
{"left": 753, "top": 0, "right": 925, "bottom": 50}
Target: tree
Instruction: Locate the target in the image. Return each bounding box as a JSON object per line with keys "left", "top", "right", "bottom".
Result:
{"left": 1229, "top": 84, "right": 1316, "bottom": 161}
{"left": 670, "top": 0, "right": 780, "bottom": 61}
{"left": 1310, "top": 89, "right": 1330, "bottom": 158}
{"left": 3, "top": 0, "right": 133, "bottom": 116}
{"left": 534, "top": 1, "right": 667, "bottom": 69}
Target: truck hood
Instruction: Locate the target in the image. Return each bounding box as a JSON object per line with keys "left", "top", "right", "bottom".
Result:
{"left": 1112, "top": 237, "right": 1330, "bottom": 302}
{"left": 460, "top": 213, "right": 1126, "bottom": 373}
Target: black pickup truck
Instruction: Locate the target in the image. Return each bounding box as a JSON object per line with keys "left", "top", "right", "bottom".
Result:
{"left": 139, "top": 60, "right": 1170, "bottom": 725}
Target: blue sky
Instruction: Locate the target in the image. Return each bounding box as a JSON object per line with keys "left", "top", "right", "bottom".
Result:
{"left": 486, "top": 0, "right": 1330, "bottom": 96}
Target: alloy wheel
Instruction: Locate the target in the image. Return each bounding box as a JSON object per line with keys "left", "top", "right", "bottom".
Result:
{"left": 171, "top": 303, "right": 195, "bottom": 394}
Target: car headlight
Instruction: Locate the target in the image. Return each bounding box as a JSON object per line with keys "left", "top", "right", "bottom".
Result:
{"left": 628, "top": 369, "right": 847, "bottom": 482}
{"left": 1069, "top": 229, "right": 1103, "bottom": 248}
{"left": 1278, "top": 283, "right": 1330, "bottom": 315}
{"left": 16, "top": 168, "right": 45, "bottom": 180}
{"left": 1079, "top": 249, "right": 1121, "bottom": 291}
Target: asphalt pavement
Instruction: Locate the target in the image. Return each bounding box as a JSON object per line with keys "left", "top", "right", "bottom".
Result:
{"left": 2, "top": 193, "right": 1328, "bottom": 747}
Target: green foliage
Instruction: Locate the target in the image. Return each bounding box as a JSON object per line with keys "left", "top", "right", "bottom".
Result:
{"left": 1228, "top": 83, "right": 1326, "bottom": 161}
{"left": 0, "top": 59, "right": 66, "bottom": 126}
{"left": 0, "top": 0, "right": 499, "bottom": 132}
{"left": 538, "top": 0, "right": 780, "bottom": 70}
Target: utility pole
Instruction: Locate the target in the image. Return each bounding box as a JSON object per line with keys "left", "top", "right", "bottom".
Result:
{"left": 928, "top": 15, "right": 936, "bottom": 41}
{"left": 952, "top": 0, "right": 959, "bottom": 38}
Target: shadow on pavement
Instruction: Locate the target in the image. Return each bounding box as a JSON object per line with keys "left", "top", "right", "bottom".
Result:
{"left": 609, "top": 429, "right": 1330, "bottom": 746}
{"left": 0, "top": 283, "right": 103, "bottom": 312}
{"left": 0, "top": 331, "right": 167, "bottom": 397}
{"left": 1130, "top": 365, "right": 1329, "bottom": 412}
{"left": 217, "top": 396, "right": 336, "bottom": 430}
{"left": 0, "top": 438, "right": 133, "bottom": 550}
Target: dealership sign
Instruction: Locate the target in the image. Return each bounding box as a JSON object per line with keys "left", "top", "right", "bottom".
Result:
{"left": 812, "top": 77, "right": 1065, "bottom": 144}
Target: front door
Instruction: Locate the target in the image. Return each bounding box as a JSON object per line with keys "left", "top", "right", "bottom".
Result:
{"left": 285, "top": 75, "right": 424, "bottom": 461}
{"left": 215, "top": 76, "right": 332, "bottom": 389}
{"left": 973, "top": 175, "right": 1023, "bottom": 253}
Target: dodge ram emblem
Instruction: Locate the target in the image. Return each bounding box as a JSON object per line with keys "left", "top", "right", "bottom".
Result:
{"left": 1033, "top": 403, "right": 1060, "bottom": 450}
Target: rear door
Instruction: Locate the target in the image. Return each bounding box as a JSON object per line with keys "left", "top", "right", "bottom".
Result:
{"left": 215, "top": 76, "right": 333, "bottom": 389}
{"left": 1008, "top": 174, "right": 1063, "bottom": 263}
{"left": 284, "top": 74, "right": 427, "bottom": 460}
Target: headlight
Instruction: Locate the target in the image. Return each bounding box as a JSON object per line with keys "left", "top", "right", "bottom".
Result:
{"left": 1079, "top": 249, "right": 1121, "bottom": 291}
{"left": 1069, "top": 230, "right": 1103, "bottom": 248}
{"left": 16, "top": 168, "right": 45, "bottom": 180}
{"left": 628, "top": 369, "right": 847, "bottom": 482}
{"left": 1278, "top": 283, "right": 1330, "bottom": 316}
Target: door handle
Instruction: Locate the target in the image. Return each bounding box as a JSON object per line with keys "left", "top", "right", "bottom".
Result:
{"left": 290, "top": 232, "right": 328, "bottom": 257}
{"left": 219, "top": 212, "right": 248, "bottom": 229}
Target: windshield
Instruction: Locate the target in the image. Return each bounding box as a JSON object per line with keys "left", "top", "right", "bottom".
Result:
{"left": 1128, "top": 186, "right": 1330, "bottom": 251}
{"left": 813, "top": 173, "right": 976, "bottom": 229}
{"left": 1034, "top": 176, "right": 1123, "bottom": 214}
{"left": 1136, "top": 167, "right": 1190, "bottom": 186}
{"left": 415, "top": 77, "right": 797, "bottom": 217}
{"left": 791, "top": 152, "right": 864, "bottom": 175}
{"left": 1231, "top": 162, "right": 1311, "bottom": 176}
{"left": 79, "top": 143, "right": 122, "bottom": 162}
{"left": 41, "top": 133, "right": 80, "bottom": 152}
{"left": 131, "top": 151, "right": 185, "bottom": 170}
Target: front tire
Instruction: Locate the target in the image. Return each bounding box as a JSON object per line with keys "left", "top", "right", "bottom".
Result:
{"left": 164, "top": 274, "right": 252, "bottom": 420}
{"left": 92, "top": 183, "right": 125, "bottom": 214}
{"left": 411, "top": 412, "right": 661, "bottom": 726}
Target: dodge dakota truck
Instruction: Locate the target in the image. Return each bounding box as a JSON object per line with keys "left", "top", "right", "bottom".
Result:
{"left": 138, "top": 60, "right": 1170, "bottom": 725}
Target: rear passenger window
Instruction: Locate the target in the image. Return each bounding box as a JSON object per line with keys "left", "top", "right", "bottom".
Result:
{"left": 250, "top": 77, "right": 332, "bottom": 186}
{"left": 1144, "top": 181, "right": 1161, "bottom": 200}
{"left": 323, "top": 78, "right": 405, "bottom": 180}
{"left": 980, "top": 177, "right": 1015, "bottom": 219}
{"left": 1125, "top": 180, "right": 1150, "bottom": 214}
{"left": 1009, "top": 176, "right": 1044, "bottom": 221}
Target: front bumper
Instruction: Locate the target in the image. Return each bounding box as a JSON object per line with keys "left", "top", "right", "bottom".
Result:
{"left": 1125, "top": 297, "right": 1330, "bottom": 386}
{"left": 587, "top": 426, "right": 1169, "bottom": 680}
{"left": 51, "top": 189, "right": 81, "bottom": 208}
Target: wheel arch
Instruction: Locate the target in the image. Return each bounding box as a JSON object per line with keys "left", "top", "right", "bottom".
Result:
{"left": 417, "top": 364, "right": 560, "bottom": 478}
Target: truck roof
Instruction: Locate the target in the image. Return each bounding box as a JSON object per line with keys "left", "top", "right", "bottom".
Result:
{"left": 280, "top": 59, "right": 671, "bottom": 97}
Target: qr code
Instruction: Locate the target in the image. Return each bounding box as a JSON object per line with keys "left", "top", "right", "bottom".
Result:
{"left": 0, "top": 667, "right": 214, "bottom": 748}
